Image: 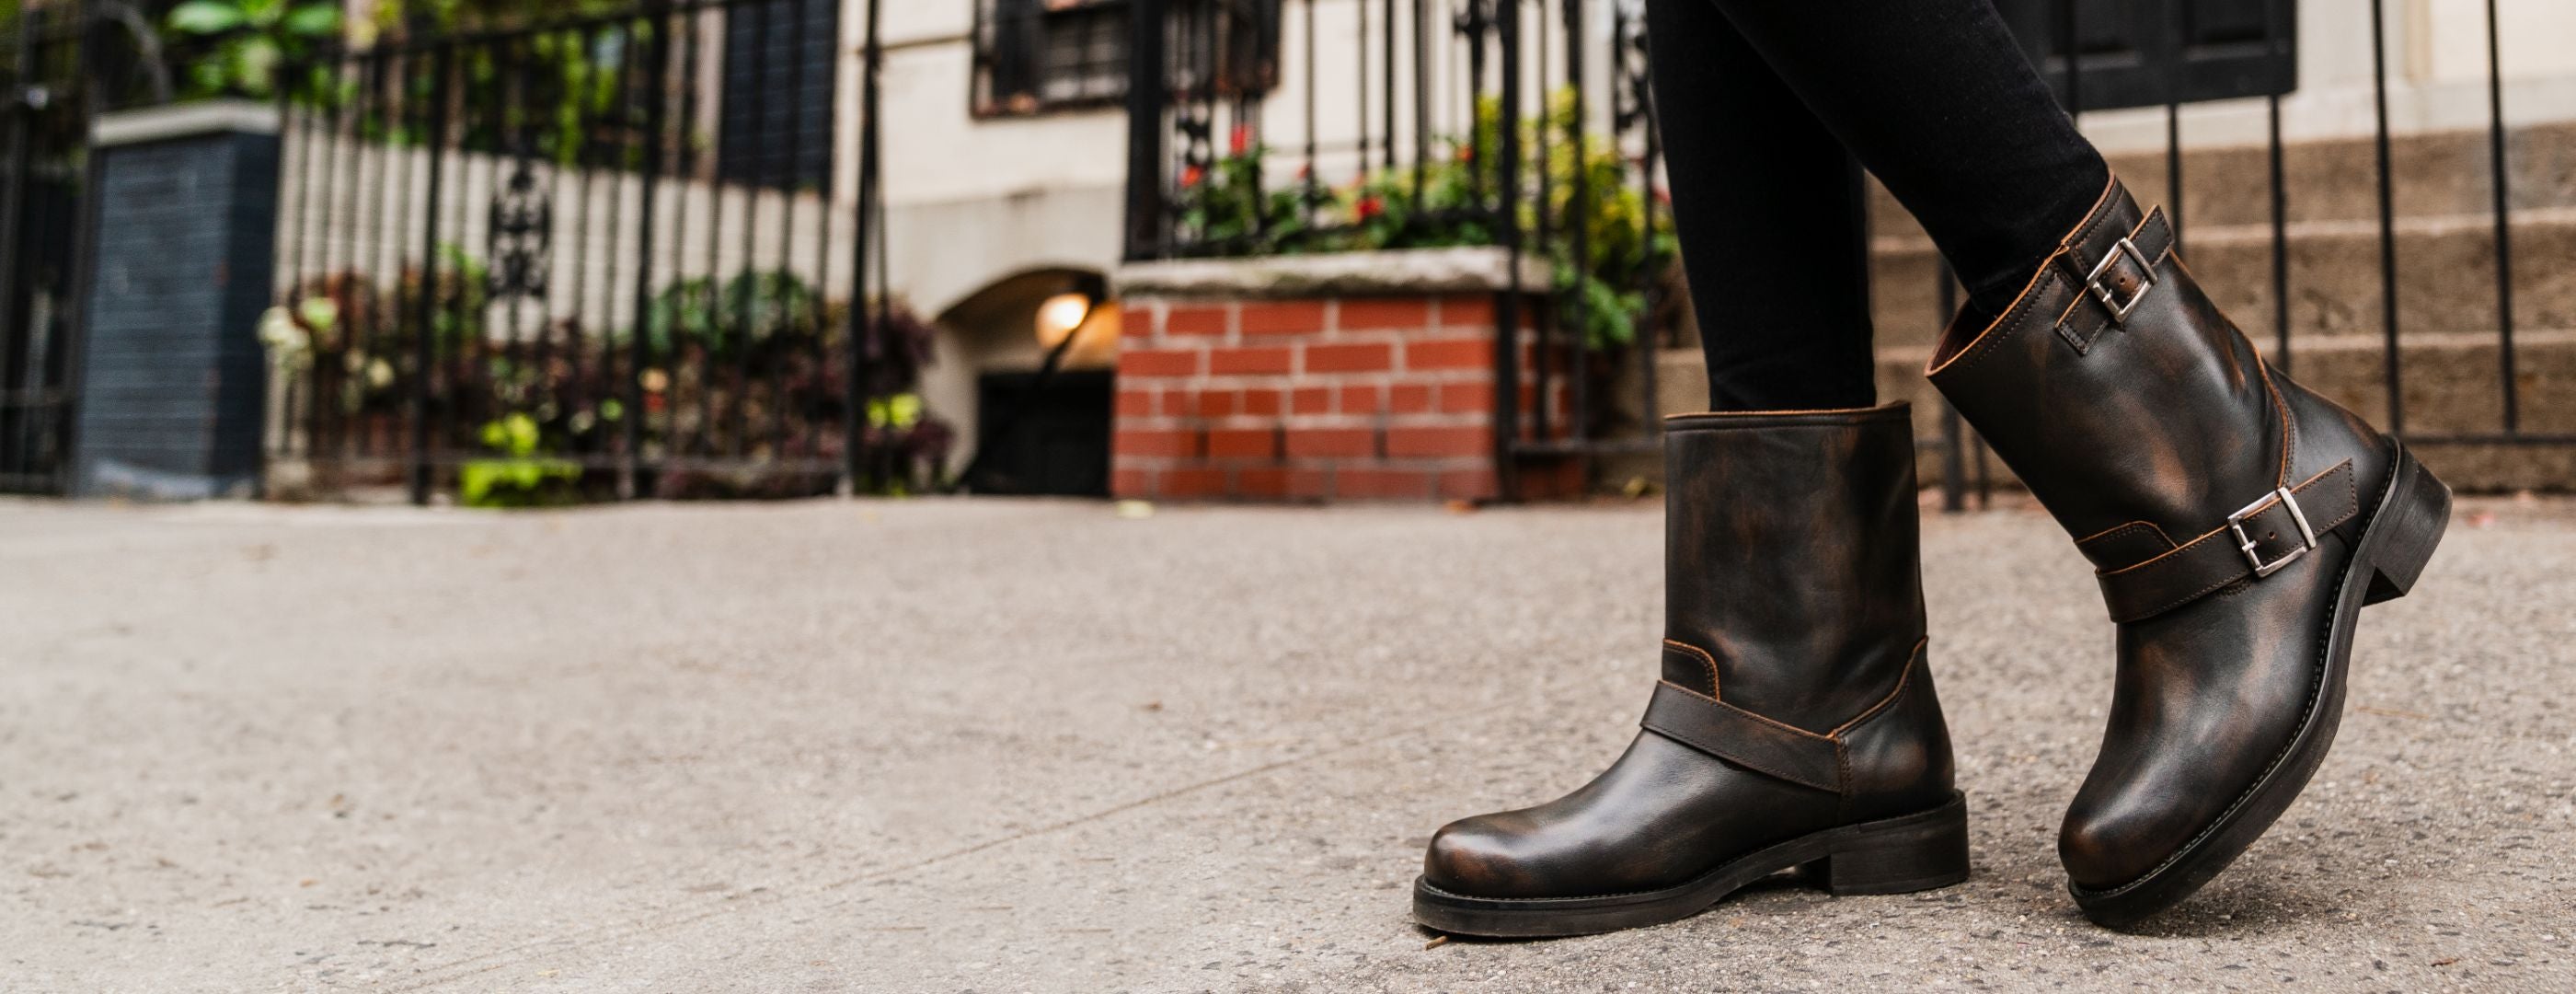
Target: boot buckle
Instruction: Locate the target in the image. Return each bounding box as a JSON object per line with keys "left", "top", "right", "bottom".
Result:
{"left": 2083, "top": 236, "right": 2157, "bottom": 324}
{"left": 2228, "top": 486, "right": 2317, "bottom": 578}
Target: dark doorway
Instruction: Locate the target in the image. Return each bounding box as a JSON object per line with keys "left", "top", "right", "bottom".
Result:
{"left": 969, "top": 370, "right": 1113, "bottom": 497}
{"left": 1992, "top": 0, "right": 2297, "bottom": 111}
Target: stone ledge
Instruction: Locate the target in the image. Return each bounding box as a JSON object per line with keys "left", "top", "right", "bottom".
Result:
{"left": 95, "top": 98, "right": 281, "bottom": 147}
{"left": 1115, "top": 247, "right": 1550, "bottom": 299}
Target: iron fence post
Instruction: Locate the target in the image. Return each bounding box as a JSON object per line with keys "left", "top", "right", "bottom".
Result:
{"left": 1491, "top": 0, "right": 1523, "bottom": 502}
{"left": 623, "top": 4, "right": 672, "bottom": 500}
{"left": 2485, "top": 0, "right": 2517, "bottom": 435}
{"left": 0, "top": 7, "right": 40, "bottom": 488}
{"left": 1121, "top": 0, "right": 1169, "bottom": 262}
{"left": 2369, "top": 0, "right": 2403, "bottom": 438}
{"left": 52, "top": 5, "right": 111, "bottom": 497}
{"left": 845, "top": 0, "right": 885, "bottom": 493}
{"left": 1560, "top": 0, "right": 1589, "bottom": 486}
{"left": 408, "top": 43, "right": 453, "bottom": 506}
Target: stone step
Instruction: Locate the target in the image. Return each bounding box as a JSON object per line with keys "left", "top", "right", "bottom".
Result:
{"left": 1645, "top": 327, "right": 2576, "bottom": 493}
{"left": 1867, "top": 121, "right": 2576, "bottom": 237}
{"left": 1866, "top": 206, "right": 2576, "bottom": 349}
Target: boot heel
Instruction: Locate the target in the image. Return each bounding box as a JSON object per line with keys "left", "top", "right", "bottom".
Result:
{"left": 2363, "top": 445, "right": 2451, "bottom": 606}
{"left": 1806, "top": 792, "right": 1971, "bottom": 896}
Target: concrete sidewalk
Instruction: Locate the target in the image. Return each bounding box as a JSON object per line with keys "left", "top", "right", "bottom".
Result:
{"left": 2, "top": 495, "right": 2570, "bottom": 992}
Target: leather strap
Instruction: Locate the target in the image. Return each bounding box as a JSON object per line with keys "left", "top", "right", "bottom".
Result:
{"left": 2020, "top": 184, "right": 2177, "bottom": 354}
{"left": 1640, "top": 682, "right": 1841, "bottom": 792}
{"left": 2093, "top": 460, "right": 2363, "bottom": 623}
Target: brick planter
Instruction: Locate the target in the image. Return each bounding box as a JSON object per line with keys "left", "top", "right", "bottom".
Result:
{"left": 1111, "top": 248, "right": 1570, "bottom": 503}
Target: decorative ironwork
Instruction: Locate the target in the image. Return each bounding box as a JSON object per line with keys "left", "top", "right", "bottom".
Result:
{"left": 486, "top": 157, "right": 552, "bottom": 302}
{"left": 1611, "top": 0, "right": 1653, "bottom": 136}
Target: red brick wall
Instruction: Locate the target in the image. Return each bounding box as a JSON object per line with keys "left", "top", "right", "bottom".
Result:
{"left": 1112, "top": 292, "right": 1560, "bottom": 502}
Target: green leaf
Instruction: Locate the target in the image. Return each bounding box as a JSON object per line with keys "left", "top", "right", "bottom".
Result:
{"left": 297, "top": 295, "right": 338, "bottom": 331}
{"left": 168, "top": 1, "right": 248, "bottom": 35}
{"left": 234, "top": 39, "right": 283, "bottom": 97}
{"left": 283, "top": 3, "right": 342, "bottom": 37}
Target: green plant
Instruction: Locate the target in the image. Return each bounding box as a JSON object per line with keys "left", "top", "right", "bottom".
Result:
{"left": 167, "top": 0, "right": 341, "bottom": 99}
{"left": 645, "top": 270, "right": 824, "bottom": 359}
{"left": 373, "top": 0, "right": 635, "bottom": 34}
{"left": 1175, "top": 93, "right": 1674, "bottom": 349}
{"left": 460, "top": 412, "right": 583, "bottom": 507}
{"left": 1174, "top": 126, "right": 1321, "bottom": 255}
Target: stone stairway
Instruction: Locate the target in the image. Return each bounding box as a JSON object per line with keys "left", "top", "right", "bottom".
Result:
{"left": 1649, "top": 121, "right": 2576, "bottom": 493}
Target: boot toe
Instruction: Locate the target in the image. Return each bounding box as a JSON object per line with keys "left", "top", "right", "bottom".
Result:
{"left": 1421, "top": 813, "right": 1550, "bottom": 897}
{"left": 2059, "top": 795, "right": 2184, "bottom": 891}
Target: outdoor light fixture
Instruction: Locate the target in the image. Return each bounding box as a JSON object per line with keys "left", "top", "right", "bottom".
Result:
{"left": 1034, "top": 272, "right": 1110, "bottom": 348}
{"left": 1035, "top": 292, "right": 1094, "bottom": 348}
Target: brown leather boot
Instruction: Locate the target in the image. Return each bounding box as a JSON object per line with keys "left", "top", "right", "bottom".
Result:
{"left": 1928, "top": 178, "right": 2452, "bottom": 927}
{"left": 1412, "top": 403, "right": 1969, "bottom": 938}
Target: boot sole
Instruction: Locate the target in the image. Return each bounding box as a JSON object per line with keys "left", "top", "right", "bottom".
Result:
{"left": 1411, "top": 791, "right": 1970, "bottom": 938}
{"left": 2070, "top": 440, "right": 2452, "bottom": 928}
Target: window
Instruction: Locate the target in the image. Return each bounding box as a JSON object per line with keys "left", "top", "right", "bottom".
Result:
{"left": 1991, "top": 0, "right": 2296, "bottom": 111}
{"left": 719, "top": 0, "right": 839, "bottom": 190}
{"left": 973, "top": 0, "right": 1279, "bottom": 118}
{"left": 976, "top": 0, "right": 1132, "bottom": 115}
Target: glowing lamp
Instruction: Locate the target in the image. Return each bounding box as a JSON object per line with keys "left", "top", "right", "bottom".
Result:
{"left": 1035, "top": 292, "right": 1095, "bottom": 347}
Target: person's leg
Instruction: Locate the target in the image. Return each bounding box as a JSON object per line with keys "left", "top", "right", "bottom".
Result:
{"left": 1694, "top": 0, "right": 2110, "bottom": 318}
{"left": 1647, "top": 0, "right": 1875, "bottom": 411}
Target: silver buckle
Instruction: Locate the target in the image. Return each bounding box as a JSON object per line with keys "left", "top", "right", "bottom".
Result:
{"left": 2227, "top": 486, "right": 2317, "bottom": 578}
{"left": 2083, "top": 236, "right": 2156, "bottom": 324}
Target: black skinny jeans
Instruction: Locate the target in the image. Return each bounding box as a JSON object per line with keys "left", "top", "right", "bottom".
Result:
{"left": 1646, "top": 0, "right": 2110, "bottom": 411}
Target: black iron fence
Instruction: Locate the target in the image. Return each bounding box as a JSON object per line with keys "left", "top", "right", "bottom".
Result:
{"left": 0, "top": 2, "right": 186, "bottom": 495}
{"left": 10, "top": 0, "right": 2572, "bottom": 504}
{"left": 1121, "top": 0, "right": 1675, "bottom": 495}
{"left": 1124, "top": 0, "right": 2569, "bottom": 503}
{"left": 267, "top": 0, "right": 910, "bottom": 505}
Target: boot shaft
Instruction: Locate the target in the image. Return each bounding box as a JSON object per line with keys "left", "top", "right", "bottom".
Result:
{"left": 1927, "top": 180, "right": 2294, "bottom": 558}
{"left": 1661, "top": 404, "right": 1927, "bottom": 731}
{"left": 1929, "top": 179, "right": 2393, "bottom": 611}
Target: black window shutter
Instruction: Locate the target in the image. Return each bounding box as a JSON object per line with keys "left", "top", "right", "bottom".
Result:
{"left": 1994, "top": 0, "right": 2297, "bottom": 112}
{"left": 719, "top": 0, "right": 840, "bottom": 191}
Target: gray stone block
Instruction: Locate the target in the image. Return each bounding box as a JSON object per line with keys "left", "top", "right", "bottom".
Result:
{"left": 70, "top": 102, "right": 281, "bottom": 500}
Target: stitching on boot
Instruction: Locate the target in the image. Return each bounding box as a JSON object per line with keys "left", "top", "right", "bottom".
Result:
{"left": 1662, "top": 639, "right": 1721, "bottom": 699}
{"left": 2075, "top": 520, "right": 2177, "bottom": 555}
{"left": 1827, "top": 638, "right": 1930, "bottom": 739}
{"left": 1655, "top": 680, "right": 1837, "bottom": 742}
{"left": 2248, "top": 345, "right": 2299, "bottom": 489}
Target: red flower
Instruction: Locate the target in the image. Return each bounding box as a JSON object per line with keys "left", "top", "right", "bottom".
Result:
{"left": 1229, "top": 123, "right": 1251, "bottom": 156}
{"left": 1455, "top": 145, "right": 1476, "bottom": 163}
{"left": 1180, "top": 164, "right": 1206, "bottom": 189}
{"left": 1355, "top": 195, "right": 1385, "bottom": 221}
